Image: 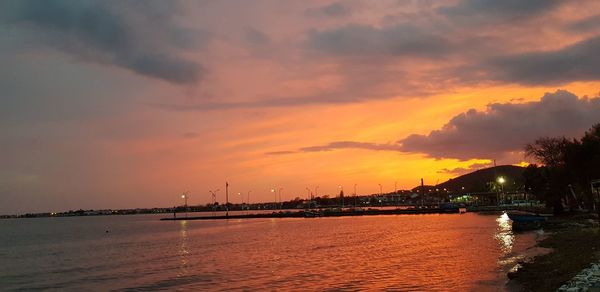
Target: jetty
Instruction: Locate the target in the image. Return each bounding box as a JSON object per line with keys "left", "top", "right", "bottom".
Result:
{"left": 160, "top": 207, "right": 462, "bottom": 221}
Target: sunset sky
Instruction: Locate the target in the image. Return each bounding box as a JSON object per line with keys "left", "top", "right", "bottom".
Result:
{"left": 2, "top": 0, "right": 600, "bottom": 214}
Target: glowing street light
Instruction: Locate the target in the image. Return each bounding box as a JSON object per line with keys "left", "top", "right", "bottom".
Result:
{"left": 497, "top": 176, "right": 506, "bottom": 193}
{"left": 181, "top": 191, "right": 190, "bottom": 217}
{"left": 497, "top": 176, "right": 506, "bottom": 205}
{"left": 271, "top": 188, "right": 276, "bottom": 210}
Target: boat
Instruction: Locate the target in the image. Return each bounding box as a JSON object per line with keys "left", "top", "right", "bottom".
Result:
{"left": 506, "top": 211, "right": 547, "bottom": 223}
{"left": 507, "top": 211, "right": 548, "bottom": 231}
{"left": 303, "top": 210, "right": 321, "bottom": 218}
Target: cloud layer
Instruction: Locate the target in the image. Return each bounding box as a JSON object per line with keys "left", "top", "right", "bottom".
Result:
{"left": 401, "top": 90, "right": 600, "bottom": 159}
{"left": 486, "top": 36, "right": 600, "bottom": 85}
{"left": 1, "top": 0, "right": 205, "bottom": 84}
{"left": 276, "top": 90, "right": 600, "bottom": 161}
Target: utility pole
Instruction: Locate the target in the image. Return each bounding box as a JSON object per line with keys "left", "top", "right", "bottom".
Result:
{"left": 278, "top": 188, "right": 283, "bottom": 209}
{"left": 225, "top": 182, "right": 229, "bottom": 217}
{"left": 395, "top": 181, "right": 398, "bottom": 206}
{"left": 209, "top": 189, "right": 219, "bottom": 217}
{"left": 354, "top": 184, "right": 357, "bottom": 207}
{"left": 247, "top": 191, "right": 252, "bottom": 214}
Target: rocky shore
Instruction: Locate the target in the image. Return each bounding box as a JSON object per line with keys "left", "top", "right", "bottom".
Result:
{"left": 508, "top": 215, "right": 600, "bottom": 291}
{"left": 558, "top": 263, "right": 600, "bottom": 291}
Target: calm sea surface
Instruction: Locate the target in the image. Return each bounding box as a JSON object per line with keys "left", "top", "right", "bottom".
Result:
{"left": 0, "top": 212, "right": 542, "bottom": 291}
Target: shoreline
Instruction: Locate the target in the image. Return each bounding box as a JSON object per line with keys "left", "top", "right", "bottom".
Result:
{"left": 507, "top": 214, "right": 600, "bottom": 291}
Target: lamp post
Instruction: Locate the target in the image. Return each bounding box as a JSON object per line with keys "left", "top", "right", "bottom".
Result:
{"left": 395, "top": 181, "right": 398, "bottom": 206}
{"left": 338, "top": 185, "right": 344, "bottom": 208}
{"left": 354, "top": 184, "right": 358, "bottom": 207}
{"left": 378, "top": 184, "right": 383, "bottom": 206}
{"left": 209, "top": 189, "right": 219, "bottom": 216}
{"left": 271, "top": 188, "right": 276, "bottom": 210}
{"left": 237, "top": 192, "right": 243, "bottom": 210}
{"left": 497, "top": 176, "right": 505, "bottom": 205}
{"left": 306, "top": 187, "right": 311, "bottom": 208}
{"left": 181, "top": 192, "right": 189, "bottom": 217}
{"left": 247, "top": 191, "right": 252, "bottom": 214}
{"left": 278, "top": 188, "right": 283, "bottom": 209}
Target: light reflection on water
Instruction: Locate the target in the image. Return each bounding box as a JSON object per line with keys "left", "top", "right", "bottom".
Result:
{"left": 178, "top": 220, "right": 189, "bottom": 278}
{"left": 495, "top": 212, "right": 515, "bottom": 254}
{"left": 0, "top": 213, "right": 540, "bottom": 291}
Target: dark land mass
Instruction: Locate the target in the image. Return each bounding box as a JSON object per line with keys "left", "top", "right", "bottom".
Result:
{"left": 436, "top": 165, "right": 525, "bottom": 192}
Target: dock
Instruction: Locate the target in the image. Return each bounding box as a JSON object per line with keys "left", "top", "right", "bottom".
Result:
{"left": 160, "top": 207, "right": 462, "bottom": 221}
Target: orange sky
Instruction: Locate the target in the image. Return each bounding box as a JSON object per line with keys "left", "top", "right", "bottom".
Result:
{"left": 2, "top": 0, "right": 600, "bottom": 213}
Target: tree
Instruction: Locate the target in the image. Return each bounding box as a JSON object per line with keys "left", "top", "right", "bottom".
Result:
{"left": 523, "top": 124, "right": 600, "bottom": 214}
{"left": 525, "top": 137, "right": 571, "bottom": 168}
{"left": 525, "top": 137, "right": 572, "bottom": 214}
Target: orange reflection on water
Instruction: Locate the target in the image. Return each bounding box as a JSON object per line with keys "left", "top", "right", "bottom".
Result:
{"left": 178, "top": 220, "right": 189, "bottom": 278}
{"left": 495, "top": 212, "right": 514, "bottom": 254}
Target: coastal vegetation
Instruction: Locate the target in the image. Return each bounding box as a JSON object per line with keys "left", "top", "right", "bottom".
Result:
{"left": 511, "top": 123, "right": 600, "bottom": 291}
{"left": 524, "top": 123, "right": 600, "bottom": 214}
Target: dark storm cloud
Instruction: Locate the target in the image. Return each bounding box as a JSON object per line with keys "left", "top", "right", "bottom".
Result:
{"left": 486, "top": 36, "right": 600, "bottom": 85}
{"left": 0, "top": 0, "right": 205, "bottom": 85}
{"left": 568, "top": 15, "right": 600, "bottom": 32}
{"left": 437, "top": 162, "right": 493, "bottom": 175}
{"left": 270, "top": 91, "right": 600, "bottom": 161}
{"left": 244, "top": 27, "right": 270, "bottom": 45}
{"left": 299, "top": 141, "right": 403, "bottom": 152}
{"left": 265, "top": 141, "right": 403, "bottom": 156}
{"left": 399, "top": 90, "right": 600, "bottom": 160}
{"left": 307, "top": 23, "right": 450, "bottom": 57}
{"left": 182, "top": 132, "right": 200, "bottom": 139}
{"left": 439, "top": 0, "right": 561, "bottom": 24}
{"left": 305, "top": 2, "right": 350, "bottom": 18}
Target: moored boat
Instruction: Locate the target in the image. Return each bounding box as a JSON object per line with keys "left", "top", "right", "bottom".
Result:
{"left": 506, "top": 211, "right": 547, "bottom": 223}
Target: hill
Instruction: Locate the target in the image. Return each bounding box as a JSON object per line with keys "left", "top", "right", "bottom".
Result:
{"left": 416, "top": 165, "right": 526, "bottom": 193}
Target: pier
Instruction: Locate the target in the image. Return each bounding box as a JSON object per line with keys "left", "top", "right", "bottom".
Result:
{"left": 160, "top": 207, "right": 462, "bottom": 221}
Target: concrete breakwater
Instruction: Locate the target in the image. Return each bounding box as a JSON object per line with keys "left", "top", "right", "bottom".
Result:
{"left": 160, "top": 207, "right": 461, "bottom": 221}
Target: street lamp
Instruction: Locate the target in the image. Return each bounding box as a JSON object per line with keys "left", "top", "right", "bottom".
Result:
{"left": 278, "top": 188, "right": 283, "bottom": 209}
{"left": 338, "top": 185, "right": 344, "bottom": 208}
{"left": 394, "top": 181, "right": 398, "bottom": 206}
{"left": 209, "top": 189, "right": 219, "bottom": 216}
{"left": 247, "top": 191, "right": 252, "bottom": 214}
{"left": 237, "top": 192, "right": 243, "bottom": 209}
{"left": 306, "top": 187, "right": 311, "bottom": 208}
{"left": 497, "top": 176, "right": 505, "bottom": 205}
{"left": 354, "top": 184, "right": 358, "bottom": 207}
{"left": 181, "top": 191, "right": 189, "bottom": 217}
{"left": 378, "top": 184, "right": 383, "bottom": 206}
{"left": 271, "top": 188, "right": 276, "bottom": 210}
